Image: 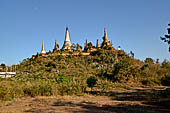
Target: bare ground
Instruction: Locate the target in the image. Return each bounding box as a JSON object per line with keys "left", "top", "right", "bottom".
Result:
{"left": 0, "top": 87, "right": 170, "bottom": 113}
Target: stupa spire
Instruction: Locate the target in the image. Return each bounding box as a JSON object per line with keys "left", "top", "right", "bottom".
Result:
{"left": 55, "top": 40, "right": 58, "bottom": 49}
{"left": 84, "top": 40, "right": 88, "bottom": 51}
{"left": 96, "top": 39, "right": 99, "bottom": 48}
{"left": 53, "top": 40, "right": 58, "bottom": 52}
{"left": 101, "top": 28, "right": 112, "bottom": 49}
{"left": 62, "top": 27, "right": 72, "bottom": 50}
{"left": 65, "top": 27, "right": 71, "bottom": 42}
{"left": 85, "top": 40, "right": 88, "bottom": 47}
{"left": 104, "top": 28, "right": 108, "bottom": 42}
{"left": 41, "top": 40, "right": 46, "bottom": 54}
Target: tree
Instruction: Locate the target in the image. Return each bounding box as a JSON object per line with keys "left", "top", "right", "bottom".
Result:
{"left": 145, "top": 58, "right": 154, "bottom": 64}
{"left": 130, "top": 51, "right": 134, "bottom": 58}
{"left": 160, "top": 23, "right": 170, "bottom": 52}
{"left": 156, "top": 58, "right": 159, "bottom": 64}
{"left": 161, "top": 59, "right": 170, "bottom": 69}
{"left": 0, "top": 63, "right": 6, "bottom": 71}
{"left": 0, "top": 64, "right": 5, "bottom": 67}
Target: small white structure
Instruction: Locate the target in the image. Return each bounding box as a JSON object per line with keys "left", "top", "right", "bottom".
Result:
{"left": 118, "top": 46, "right": 121, "bottom": 50}
{"left": 0, "top": 72, "right": 16, "bottom": 78}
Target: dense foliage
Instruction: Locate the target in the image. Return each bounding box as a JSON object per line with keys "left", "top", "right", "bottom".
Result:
{"left": 0, "top": 49, "right": 170, "bottom": 100}
{"left": 86, "top": 76, "right": 97, "bottom": 90}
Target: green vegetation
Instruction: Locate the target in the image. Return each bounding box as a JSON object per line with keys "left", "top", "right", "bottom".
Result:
{"left": 0, "top": 49, "right": 170, "bottom": 101}
{"left": 86, "top": 76, "right": 97, "bottom": 91}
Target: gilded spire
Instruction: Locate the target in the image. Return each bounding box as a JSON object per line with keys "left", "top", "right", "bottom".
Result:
{"left": 41, "top": 40, "right": 46, "bottom": 54}
{"left": 96, "top": 39, "right": 99, "bottom": 48}
{"left": 104, "top": 28, "right": 108, "bottom": 42}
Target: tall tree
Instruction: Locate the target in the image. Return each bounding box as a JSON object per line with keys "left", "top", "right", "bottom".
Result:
{"left": 160, "top": 23, "right": 170, "bottom": 52}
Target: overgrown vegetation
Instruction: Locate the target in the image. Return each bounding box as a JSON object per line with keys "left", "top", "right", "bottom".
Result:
{"left": 0, "top": 49, "right": 170, "bottom": 101}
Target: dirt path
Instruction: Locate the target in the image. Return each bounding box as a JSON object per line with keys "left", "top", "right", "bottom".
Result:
{"left": 0, "top": 87, "right": 170, "bottom": 113}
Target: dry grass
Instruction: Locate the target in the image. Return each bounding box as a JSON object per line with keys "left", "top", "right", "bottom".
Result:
{"left": 0, "top": 87, "right": 170, "bottom": 113}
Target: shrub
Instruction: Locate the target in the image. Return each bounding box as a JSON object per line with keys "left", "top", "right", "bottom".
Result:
{"left": 158, "top": 88, "right": 170, "bottom": 98}
{"left": 23, "top": 81, "right": 53, "bottom": 97}
{"left": 56, "top": 74, "right": 70, "bottom": 84}
{"left": 161, "top": 75, "right": 170, "bottom": 86}
{"left": 0, "top": 81, "right": 24, "bottom": 101}
{"left": 56, "top": 80, "right": 86, "bottom": 95}
{"left": 86, "top": 76, "right": 97, "bottom": 90}
{"left": 112, "top": 58, "right": 136, "bottom": 82}
{"left": 24, "top": 82, "right": 52, "bottom": 97}
{"left": 57, "top": 83, "right": 71, "bottom": 95}
{"left": 97, "top": 82, "right": 111, "bottom": 92}
{"left": 141, "top": 78, "right": 161, "bottom": 86}
{"left": 145, "top": 58, "right": 154, "bottom": 64}
{"left": 152, "top": 88, "right": 170, "bottom": 98}
{"left": 46, "top": 67, "right": 53, "bottom": 73}
{"left": 161, "top": 60, "right": 170, "bottom": 69}
{"left": 140, "top": 64, "right": 149, "bottom": 70}
{"left": 0, "top": 86, "right": 12, "bottom": 101}
{"left": 46, "top": 62, "right": 56, "bottom": 68}
{"left": 34, "top": 73, "right": 44, "bottom": 79}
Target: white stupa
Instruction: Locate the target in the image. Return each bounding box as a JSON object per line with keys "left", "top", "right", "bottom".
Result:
{"left": 118, "top": 46, "right": 121, "bottom": 50}
{"left": 62, "top": 27, "right": 72, "bottom": 50}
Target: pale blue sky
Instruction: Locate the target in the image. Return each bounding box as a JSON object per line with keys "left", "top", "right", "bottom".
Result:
{"left": 0, "top": 0, "right": 170, "bottom": 65}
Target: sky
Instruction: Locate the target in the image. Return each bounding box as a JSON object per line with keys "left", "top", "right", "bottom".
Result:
{"left": 0, "top": 0, "right": 170, "bottom": 65}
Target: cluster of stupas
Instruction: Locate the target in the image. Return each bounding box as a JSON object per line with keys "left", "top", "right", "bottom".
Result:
{"left": 39, "top": 27, "right": 118, "bottom": 56}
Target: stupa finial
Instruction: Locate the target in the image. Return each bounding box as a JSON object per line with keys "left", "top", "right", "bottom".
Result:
{"left": 41, "top": 40, "right": 46, "bottom": 54}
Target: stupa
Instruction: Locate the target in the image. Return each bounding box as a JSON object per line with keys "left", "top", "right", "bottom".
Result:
{"left": 101, "top": 28, "right": 112, "bottom": 48}
{"left": 53, "top": 40, "right": 58, "bottom": 52}
{"left": 62, "top": 27, "right": 72, "bottom": 51}
{"left": 41, "top": 40, "right": 46, "bottom": 54}
{"left": 96, "top": 39, "right": 99, "bottom": 49}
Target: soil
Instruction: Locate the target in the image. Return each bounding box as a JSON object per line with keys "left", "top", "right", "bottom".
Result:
{"left": 0, "top": 87, "right": 170, "bottom": 113}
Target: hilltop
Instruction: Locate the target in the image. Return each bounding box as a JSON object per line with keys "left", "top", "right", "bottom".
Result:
{"left": 16, "top": 47, "right": 170, "bottom": 85}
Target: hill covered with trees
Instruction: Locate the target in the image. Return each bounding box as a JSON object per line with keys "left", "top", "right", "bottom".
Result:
{"left": 0, "top": 49, "right": 170, "bottom": 101}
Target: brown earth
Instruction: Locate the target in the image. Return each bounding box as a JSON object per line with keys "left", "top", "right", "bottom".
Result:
{"left": 0, "top": 87, "right": 170, "bottom": 113}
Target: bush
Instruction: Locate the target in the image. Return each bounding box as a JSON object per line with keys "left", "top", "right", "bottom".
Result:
{"left": 161, "top": 60, "right": 170, "bottom": 69}
{"left": 56, "top": 74, "right": 70, "bottom": 84}
{"left": 144, "top": 58, "right": 154, "bottom": 64}
{"left": 0, "top": 86, "right": 12, "bottom": 101}
{"left": 23, "top": 81, "right": 53, "bottom": 97}
{"left": 161, "top": 75, "right": 170, "bottom": 86}
{"left": 86, "top": 76, "right": 97, "bottom": 90}
{"left": 152, "top": 88, "right": 170, "bottom": 98}
{"left": 0, "top": 81, "right": 24, "bottom": 101}
{"left": 141, "top": 78, "right": 161, "bottom": 86}
{"left": 57, "top": 82, "right": 86, "bottom": 95}
{"left": 112, "top": 58, "right": 138, "bottom": 82}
